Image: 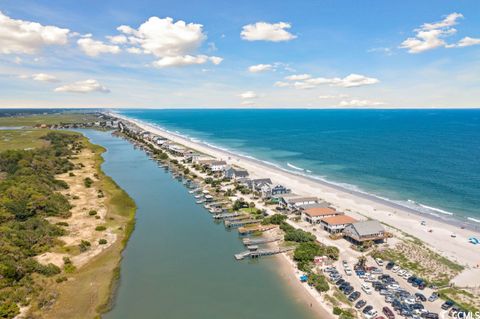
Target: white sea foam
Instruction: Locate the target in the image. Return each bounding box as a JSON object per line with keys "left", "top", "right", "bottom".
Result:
{"left": 468, "top": 217, "right": 480, "bottom": 223}
{"left": 287, "top": 162, "right": 306, "bottom": 171}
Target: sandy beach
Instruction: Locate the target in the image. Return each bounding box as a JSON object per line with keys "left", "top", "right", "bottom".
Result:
{"left": 114, "top": 114, "right": 480, "bottom": 288}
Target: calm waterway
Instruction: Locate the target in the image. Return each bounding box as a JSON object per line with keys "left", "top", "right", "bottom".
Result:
{"left": 78, "top": 129, "right": 316, "bottom": 319}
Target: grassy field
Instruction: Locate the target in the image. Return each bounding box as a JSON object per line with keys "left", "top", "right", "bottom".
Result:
{"left": 0, "top": 129, "right": 50, "bottom": 151}
{"left": 0, "top": 113, "right": 98, "bottom": 127}
{"left": 28, "top": 135, "right": 136, "bottom": 319}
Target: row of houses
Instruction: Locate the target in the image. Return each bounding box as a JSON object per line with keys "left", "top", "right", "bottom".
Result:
{"left": 277, "top": 194, "right": 388, "bottom": 245}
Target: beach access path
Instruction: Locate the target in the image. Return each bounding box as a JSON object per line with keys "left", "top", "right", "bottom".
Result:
{"left": 115, "top": 114, "right": 480, "bottom": 287}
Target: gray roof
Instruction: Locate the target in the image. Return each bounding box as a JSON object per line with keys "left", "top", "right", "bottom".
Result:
{"left": 298, "top": 202, "right": 330, "bottom": 210}
{"left": 350, "top": 220, "right": 384, "bottom": 236}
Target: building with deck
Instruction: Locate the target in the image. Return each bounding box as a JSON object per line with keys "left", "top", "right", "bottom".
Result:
{"left": 343, "top": 220, "right": 386, "bottom": 244}
{"left": 224, "top": 166, "right": 249, "bottom": 180}
{"left": 280, "top": 195, "right": 318, "bottom": 209}
{"left": 302, "top": 207, "right": 343, "bottom": 224}
{"left": 320, "top": 215, "right": 358, "bottom": 234}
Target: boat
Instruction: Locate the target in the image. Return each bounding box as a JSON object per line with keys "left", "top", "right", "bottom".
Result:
{"left": 194, "top": 194, "right": 202, "bottom": 199}
{"left": 196, "top": 199, "right": 205, "bottom": 204}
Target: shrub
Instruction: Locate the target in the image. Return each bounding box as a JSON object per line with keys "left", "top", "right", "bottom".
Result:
{"left": 88, "top": 210, "right": 97, "bottom": 216}
{"left": 69, "top": 172, "right": 75, "bottom": 177}
{"left": 84, "top": 177, "right": 93, "bottom": 188}
{"left": 79, "top": 240, "right": 91, "bottom": 252}
{"left": 56, "top": 221, "right": 69, "bottom": 227}
{"left": 99, "top": 239, "right": 107, "bottom": 245}
{"left": 95, "top": 225, "right": 106, "bottom": 231}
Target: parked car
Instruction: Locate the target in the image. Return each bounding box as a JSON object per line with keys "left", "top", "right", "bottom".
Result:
{"left": 355, "top": 299, "right": 367, "bottom": 309}
{"left": 362, "top": 283, "right": 373, "bottom": 295}
{"left": 386, "top": 261, "right": 395, "bottom": 270}
{"left": 428, "top": 293, "right": 439, "bottom": 302}
{"left": 383, "top": 306, "right": 395, "bottom": 319}
{"left": 349, "top": 291, "right": 361, "bottom": 302}
{"left": 415, "top": 293, "right": 427, "bottom": 302}
{"left": 392, "top": 266, "right": 400, "bottom": 273}
{"left": 336, "top": 278, "right": 345, "bottom": 285}
{"left": 363, "top": 305, "right": 374, "bottom": 314}
{"left": 441, "top": 300, "right": 454, "bottom": 310}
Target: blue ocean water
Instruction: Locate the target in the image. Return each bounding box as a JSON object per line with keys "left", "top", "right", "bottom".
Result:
{"left": 118, "top": 109, "right": 480, "bottom": 222}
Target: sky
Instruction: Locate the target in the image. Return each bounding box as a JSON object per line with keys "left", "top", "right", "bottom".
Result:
{"left": 0, "top": 0, "right": 479, "bottom": 109}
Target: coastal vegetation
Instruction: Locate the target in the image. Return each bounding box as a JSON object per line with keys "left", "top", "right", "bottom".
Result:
{"left": 0, "top": 132, "right": 81, "bottom": 318}
{"left": 372, "top": 239, "right": 463, "bottom": 286}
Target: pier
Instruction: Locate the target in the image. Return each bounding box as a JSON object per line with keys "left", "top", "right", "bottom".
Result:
{"left": 224, "top": 219, "right": 258, "bottom": 228}
{"left": 242, "top": 237, "right": 281, "bottom": 246}
{"left": 238, "top": 225, "right": 278, "bottom": 235}
{"left": 234, "top": 246, "right": 294, "bottom": 260}
{"left": 212, "top": 212, "right": 240, "bottom": 219}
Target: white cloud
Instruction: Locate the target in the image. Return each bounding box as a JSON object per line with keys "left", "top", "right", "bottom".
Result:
{"left": 107, "top": 34, "right": 128, "bottom": 44}
{"left": 117, "top": 16, "right": 221, "bottom": 67}
{"left": 274, "top": 81, "right": 290, "bottom": 87}
{"left": 450, "top": 36, "right": 480, "bottom": 48}
{"left": 20, "top": 73, "right": 59, "bottom": 82}
{"left": 77, "top": 38, "right": 121, "bottom": 57}
{"left": 241, "top": 22, "right": 296, "bottom": 42}
{"left": 318, "top": 94, "right": 348, "bottom": 99}
{"left": 54, "top": 79, "right": 109, "bottom": 93}
{"left": 399, "top": 12, "right": 479, "bottom": 53}
{"left": 241, "top": 100, "right": 256, "bottom": 106}
{"left": 0, "top": 11, "right": 70, "bottom": 55}
{"left": 285, "top": 74, "right": 311, "bottom": 81}
{"left": 367, "top": 47, "right": 393, "bottom": 55}
{"left": 248, "top": 64, "right": 273, "bottom": 73}
{"left": 338, "top": 99, "right": 385, "bottom": 107}
{"left": 278, "top": 73, "right": 379, "bottom": 89}
{"left": 126, "top": 47, "right": 143, "bottom": 54}
{"left": 239, "top": 91, "right": 258, "bottom": 99}
{"left": 153, "top": 55, "right": 222, "bottom": 68}
{"left": 421, "top": 12, "right": 463, "bottom": 30}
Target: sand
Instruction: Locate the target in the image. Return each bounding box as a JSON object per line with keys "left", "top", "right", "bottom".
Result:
{"left": 115, "top": 114, "right": 480, "bottom": 288}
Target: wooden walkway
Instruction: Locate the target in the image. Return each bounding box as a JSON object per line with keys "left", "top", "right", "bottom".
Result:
{"left": 234, "top": 247, "right": 294, "bottom": 260}
{"left": 238, "top": 225, "right": 278, "bottom": 235}
{"left": 242, "top": 237, "right": 281, "bottom": 246}
{"left": 224, "top": 219, "right": 258, "bottom": 228}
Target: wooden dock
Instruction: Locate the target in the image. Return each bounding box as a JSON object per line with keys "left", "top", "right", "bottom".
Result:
{"left": 238, "top": 225, "right": 278, "bottom": 235}
{"left": 224, "top": 219, "right": 258, "bottom": 228}
{"left": 242, "top": 237, "right": 281, "bottom": 246}
{"left": 212, "top": 212, "right": 240, "bottom": 219}
{"left": 234, "top": 247, "right": 294, "bottom": 260}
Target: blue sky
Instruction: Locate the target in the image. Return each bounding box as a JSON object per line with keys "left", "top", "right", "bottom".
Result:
{"left": 0, "top": 0, "right": 479, "bottom": 108}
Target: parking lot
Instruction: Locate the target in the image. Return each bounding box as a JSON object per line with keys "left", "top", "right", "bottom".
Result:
{"left": 324, "top": 256, "right": 455, "bottom": 319}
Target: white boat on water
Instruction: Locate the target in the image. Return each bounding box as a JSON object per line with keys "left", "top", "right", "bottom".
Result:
{"left": 196, "top": 199, "right": 205, "bottom": 204}
{"left": 194, "top": 194, "right": 202, "bottom": 199}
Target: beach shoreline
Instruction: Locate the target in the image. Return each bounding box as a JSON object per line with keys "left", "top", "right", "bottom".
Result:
{"left": 112, "top": 112, "right": 480, "bottom": 286}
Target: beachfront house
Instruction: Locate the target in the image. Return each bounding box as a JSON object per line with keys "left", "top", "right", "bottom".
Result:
{"left": 280, "top": 196, "right": 318, "bottom": 209}
{"left": 302, "top": 207, "right": 343, "bottom": 224}
{"left": 320, "top": 215, "right": 358, "bottom": 234}
{"left": 297, "top": 202, "right": 331, "bottom": 210}
{"left": 224, "top": 166, "right": 249, "bottom": 180}
{"left": 343, "top": 220, "right": 386, "bottom": 245}
{"left": 209, "top": 160, "right": 228, "bottom": 172}
{"left": 168, "top": 144, "right": 187, "bottom": 157}
{"left": 246, "top": 178, "right": 272, "bottom": 191}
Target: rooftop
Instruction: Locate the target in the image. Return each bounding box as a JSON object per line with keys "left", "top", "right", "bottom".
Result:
{"left": 304, "top": 207, "right": 340, "bottom": 217}
{"left": 349, "top": 220, "right": 385, "bottom": 236}
{"left": 322, "top": 215, "right": 357, "bottom": 225}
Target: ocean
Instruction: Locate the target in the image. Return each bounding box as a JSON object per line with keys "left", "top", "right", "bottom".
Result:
{"left": 117, "top": 109, "right": 480, "bottom": 224}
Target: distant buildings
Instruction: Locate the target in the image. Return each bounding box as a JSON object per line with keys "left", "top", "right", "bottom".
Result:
{"left": 280, "top": 195, "right": 318, "bottom": 209}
